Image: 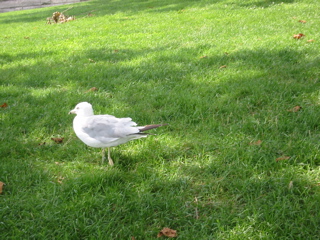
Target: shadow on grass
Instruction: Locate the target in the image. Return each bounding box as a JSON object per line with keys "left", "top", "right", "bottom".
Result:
{"left": 1, "top": 2, "right": 320, "bottom": 237}
{"left": 2, "top": 43, "right": 320, "bottom": 152}
{"left": 0, "top": 0, "right": 217, "bottom": 24}
{"left": 238, "top": 0, "right": 295, "bottom": 8}
{"left": 0, "top": 0, "right": 296, "bottom": 25}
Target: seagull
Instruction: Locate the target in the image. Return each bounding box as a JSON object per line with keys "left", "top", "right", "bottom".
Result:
{"left": 69, "top": 102, "right": 166, "bottom": 165}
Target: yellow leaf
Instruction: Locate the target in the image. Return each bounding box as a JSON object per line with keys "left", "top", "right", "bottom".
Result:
{"left": 288, "top": 181, "right": 293, "bottom": 189}
{"left": 249, "top": 140, "right": 262, "bottom": 146}
{"left": 276, "top": 156, "right": 290, "bottom": 162}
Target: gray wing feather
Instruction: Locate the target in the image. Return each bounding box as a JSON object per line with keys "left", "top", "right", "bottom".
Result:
{"left": 82, "top": 115, "right": 139, "bottom": 144}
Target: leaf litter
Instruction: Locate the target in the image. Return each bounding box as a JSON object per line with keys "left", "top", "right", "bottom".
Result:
{"left": 46, "top": 7, "right": 95, "bottom": 24}
{"left": 51, "top": 137, "right": 64, "bottom": 144}
{"left": 157, "top": 228, "right": 177, "bottom": 238}
{"left": 0, "top": 182, "right": 5, "bottom": 194}
{"left": 287, "top": 106, "right": 302, "bottom": 112}
{"left": 276, "top": 156, "right": 290, "bottom": 162}
{"left": 293, "top": 33, "right": 305, "bottom": 39}
{"left": 1, "top": 102, "right": 8, "bottom": 108}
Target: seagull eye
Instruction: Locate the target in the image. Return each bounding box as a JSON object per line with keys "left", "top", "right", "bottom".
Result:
{"left": 76, "top": 107, "right": 80, "bottom": 109}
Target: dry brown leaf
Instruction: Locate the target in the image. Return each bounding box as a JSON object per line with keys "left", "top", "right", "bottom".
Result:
{"left": 307, "top": 39, "right": 315, "bottom": 43}
{"left": 157, "top": 228, "right": 177, "bottom": 238}
{"left": 85, "top": 87, "right": 98, "bottom": 93}
{"left": 51, "top": 137, "right": 64, "bottom": 143}
{"left": 24, "top": 36, "right": 30, "bottom": 39}
{"left": 293, "top": 33, "right": 305, "bottom": 39}
{"left": 276, "top": 156, "right": 290, "bottom": 162}
{"left": 288, "top": 106, "right": 302, "bottom": 112}
{"left": 0, "top": 102, "right": 8, "bottom": 108}
{"left": 219, "top": 65, "right": 227, "bottom": 69}
{"left": 38, "top": 142, "right": 46, "bottom": 146}
{"left": 200, "top": 55, "right": 207, "bottom": 59}
{"left": 0, "top": 182, "right": 5, "bottom": 194}
{"left": 298, "top": 20, "right": 307, "bottom": 23}
{"left": 249, "top": 140, "right": 262, "bottom": 146}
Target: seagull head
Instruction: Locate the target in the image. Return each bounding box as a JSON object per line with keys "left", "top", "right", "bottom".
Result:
{"left": 69, "top": 102, "right": 94, "bottom": 117}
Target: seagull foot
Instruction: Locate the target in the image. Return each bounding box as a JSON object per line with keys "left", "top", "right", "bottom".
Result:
{"left": 108, "top": 157, "right": 114, "bottom": 166}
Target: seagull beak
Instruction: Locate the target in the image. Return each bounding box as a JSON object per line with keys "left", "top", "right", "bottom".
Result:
{"left": 69, "top": 109, "right": 76, "bottom": 115}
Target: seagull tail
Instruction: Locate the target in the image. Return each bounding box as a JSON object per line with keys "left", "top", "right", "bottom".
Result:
{"left": 138, "top": 124, "right": 168, "bottom": 132}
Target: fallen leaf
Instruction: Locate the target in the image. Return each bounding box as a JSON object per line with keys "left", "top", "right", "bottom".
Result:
{"left": 200, "top": 55, "right": 207, "bottom": 59}
{"left": 131, "top": 237, "right": 136, "bottom": 240}
{"left": 114, "top": 49, "right": 119, "bottom": 53}
{"left": 219, "top": 65, "right": 227, "bottom": 69}
{"left": 85, "top": 87, "right": 98, "bottom": 93}
{"left": 157, "top": 228, "right": 177, "bottom": 238}
{"left": 24, "top": 36, "right": 30, "bottom": 39}
{"left": 51, "top": 137, "right": 64, "bottom": 143}
{"left": 288, "top": 106, "right": 302, "bottom": 112}
{"left": 0, "top": 182, "right": 5, "bottom": 194}
{"left": 293, "top": 33, "right": 305, "bottom": 39}
{"left": 276, "top": 156, "right": 290, "bottom": 162}
{"left": 194, "top": 196, "right": 199, "bottom": 219}
{"left": 307, "top": 39, "right": 315, "bottom": 43}
{"left": 89, "top": 58, "right": 95, "bottom": 63}
{"left": 288, "top": 181, "right": 293, "bottom": 189}
{"left": 298, "top": 20, "right": 307, "bottom": 23}
{"left": 57, "top": 176, "right": 65, "bottom": 184}
{"left": 0, "top": 102, "right": 8, "bottom": 108}
{"left": 38, "top": 142, "right": 46, "bottom": 146}
{"left": 249, "top": 140, "right": 262, "bottom": 146}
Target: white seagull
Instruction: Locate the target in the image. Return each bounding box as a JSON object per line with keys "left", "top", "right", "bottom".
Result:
{"left": 69, "top": 102, "right": 166, "bottom": 165}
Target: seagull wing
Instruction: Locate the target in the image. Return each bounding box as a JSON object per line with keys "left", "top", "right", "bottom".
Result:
{"left": 82, "top": 115, "right": 140, "bottom": 144}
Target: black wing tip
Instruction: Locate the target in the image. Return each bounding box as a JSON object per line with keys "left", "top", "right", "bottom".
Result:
{"left": 139, "top": 124, "right": 168, "bottom": 132}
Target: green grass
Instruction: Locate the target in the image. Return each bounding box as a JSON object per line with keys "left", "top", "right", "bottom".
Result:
{"left": 1, "top": 0, "right": 320, "bottom": 239}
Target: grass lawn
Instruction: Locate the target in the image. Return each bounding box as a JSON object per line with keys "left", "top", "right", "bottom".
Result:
{"left": 1, "top": 0, "right": 320, "bottom": 239}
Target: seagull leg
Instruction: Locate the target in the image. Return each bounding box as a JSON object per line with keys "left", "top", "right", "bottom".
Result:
{"left": 101, "top": 148, "right": 106, "bottom": 165}
{"left": 107, "top": 147, "right": 114, "bottom": 166}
